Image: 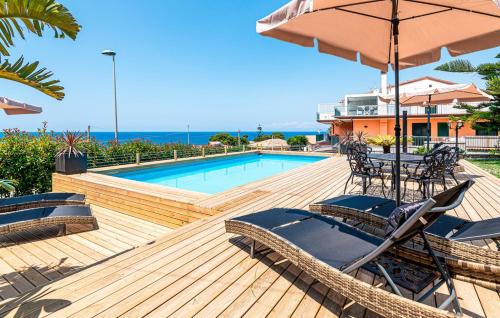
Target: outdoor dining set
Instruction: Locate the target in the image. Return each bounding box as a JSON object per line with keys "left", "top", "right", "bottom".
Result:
{"left": 344, "top": 142, "right": 460, "bottom": 200}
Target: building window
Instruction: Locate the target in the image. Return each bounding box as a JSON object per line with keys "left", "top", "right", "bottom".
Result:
{"left": 437, "top": 123, "right": 449, "bottom": 137}
{"left": 475, "top": 123, "right": 498, "bottom": 136}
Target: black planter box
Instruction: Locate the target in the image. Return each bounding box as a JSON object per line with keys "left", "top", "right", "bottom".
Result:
{"left": 55, "top": 153, "right": 87, "bottom": 174}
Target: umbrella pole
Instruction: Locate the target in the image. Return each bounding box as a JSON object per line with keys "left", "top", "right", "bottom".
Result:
{"left": 392, "top": 1, "right": 401, "bottom": 206}
{"left": 427, "top": 95, "right": 431, "bottom": 150}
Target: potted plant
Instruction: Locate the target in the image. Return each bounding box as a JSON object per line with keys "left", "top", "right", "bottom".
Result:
{"left": 339, "top": 130, "right": 353, "bottom": 154}
{"left": 55, "top": 131, "right": 87, "bottom": 174}
{"left": 367, "top": 135, "right": 396, "bottom": 154}
{"left": 353, "top": 131, "right": 367, "bottom": 144}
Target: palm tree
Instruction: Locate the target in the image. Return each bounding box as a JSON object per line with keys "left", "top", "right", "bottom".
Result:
{"left": 0, "top": 0, "right": 80, "bottom": 100}
{"left": 435, "top": 54, "right": 499, "bottom": 134}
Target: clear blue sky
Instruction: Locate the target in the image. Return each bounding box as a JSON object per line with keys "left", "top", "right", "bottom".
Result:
{"left": 2, "top": 0, "right": 498, "bottom": 132}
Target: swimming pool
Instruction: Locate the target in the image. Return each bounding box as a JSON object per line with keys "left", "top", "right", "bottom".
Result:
{"left": 108, "top": 153, "right": 326, "bottom": 194}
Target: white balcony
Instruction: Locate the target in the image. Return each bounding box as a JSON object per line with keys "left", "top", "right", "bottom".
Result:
{"left": 317, "top": 103, "right": 468, "bottom": 120}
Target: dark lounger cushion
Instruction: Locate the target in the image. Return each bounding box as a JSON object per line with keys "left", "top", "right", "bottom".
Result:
{"left": 0, "top": 193, "right": 85, "bottom": 207}
{"left": 450, "top": 217, "right": 500, "bottom": 241}
{"left": 272, "top": 216, "right": 383, "bottom": 269}
{"left": 231, "top": 208, "right": 312, "bottom": 230}
{"left": 316, "top": 195, "right": 393, "bottom": 211}
{"left": 0, "top": 206, "right": 92, "bottom": 226}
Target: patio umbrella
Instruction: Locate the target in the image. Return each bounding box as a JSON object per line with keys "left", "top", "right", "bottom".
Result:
{"left": 399, "top": 84, "right": 493, "bottom": 149}
{"left": 257, "top": 0, "right": 500, "bottom": 205}
{"left": 0, "top": 97, "right": 42, "bottom": 115}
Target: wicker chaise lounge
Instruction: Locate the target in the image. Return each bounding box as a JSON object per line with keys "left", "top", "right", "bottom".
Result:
{"left": 226, "top": 196, "right": 463, "bottom": 318}
{"left": 311, "top": 181, "right": 495, "bottom": 241}
{"left": 309, "top": 180, "right": 500, "bottom": 258}
{"left": 0, "top": 192, "right": 85, "bottom": 213}
{"left": 308, "top": 181, "right": 500, "bottom": 288}
{"left": 0, "top": 205, "right": 98, "bottom": 236}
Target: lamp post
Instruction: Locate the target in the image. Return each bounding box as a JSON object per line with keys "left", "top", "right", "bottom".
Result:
{"left": 424, "top": 94, "right": 432, "bottom": 151}
{"left": 187, "top": 124, "right": 190, "bottom": 145}
{"left": 449, "top": 119, "right": 464, "bottom": 151}
{"left": 102, "top": 50, "right": 119, "bottom": 143}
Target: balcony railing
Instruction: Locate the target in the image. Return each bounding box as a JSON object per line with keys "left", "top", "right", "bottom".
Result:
{"left": 317, "top": 103, "right": 468, "bottom": 119}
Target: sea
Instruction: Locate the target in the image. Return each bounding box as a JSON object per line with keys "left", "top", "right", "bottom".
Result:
{"left": 1, "top": 131, "right": 322, "bottom": 145}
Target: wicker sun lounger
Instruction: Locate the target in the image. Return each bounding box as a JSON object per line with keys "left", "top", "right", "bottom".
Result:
{"left": 310, "top": 180, "right": 497, "bottom": 242}
{"left": 0, "top": 205, "right": 98, "bottom": 236}
{"left": 0, "top": 192, "right": 85, "bottom": 213}
{"left": 308, "top": 180, "right": 500, "bottom": 287}
{"left": 226, "top": 197, "right": 463, "bottom": 317}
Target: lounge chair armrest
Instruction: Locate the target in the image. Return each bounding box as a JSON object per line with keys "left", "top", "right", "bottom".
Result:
{"left": 430, "top": 190, "right": 467, "bottom": 213}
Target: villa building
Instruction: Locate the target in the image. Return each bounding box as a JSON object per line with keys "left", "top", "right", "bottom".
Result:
{"left": 317, "top": 74, "right": 496, "bottom": 142}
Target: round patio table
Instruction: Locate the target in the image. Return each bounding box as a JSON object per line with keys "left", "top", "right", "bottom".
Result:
{"left": 368, "top": 153, "right": 425, "bottom": 191}
{"left": 368, "top": 153, "right": 424, "bottom": 163}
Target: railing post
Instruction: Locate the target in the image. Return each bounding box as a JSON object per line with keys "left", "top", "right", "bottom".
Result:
{"left": 202, "top": 147, "right": 205, "bottom": 157}
{"left": 174, "top": 150, "right": 178, "bottom": 160}
{"left": 136, "top": 152, "right": 141, "bottom": 165}
{"left": 224, "top": 145, "right": 228, "bottom": 155}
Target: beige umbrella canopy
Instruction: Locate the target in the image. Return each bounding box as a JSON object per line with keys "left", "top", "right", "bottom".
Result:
{"left": 257, "top": 0, "right": 500, "bottom": 71}
{"left": 257, "top": 0, "right": 500, "bottom": 207}
{"left": 397, "top": 83, "right": 493, "bottom": 149}
{"left": 251, "top": 138, "right": 289, "bottom": 149}
{"left": 0, "top": 97, "right": 42, "bottom": 115}
{"left": 399, "top": 83, "right": 493, "bottom": 106}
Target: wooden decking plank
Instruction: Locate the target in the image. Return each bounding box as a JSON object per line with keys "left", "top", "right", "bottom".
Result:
{"left": 164, "top": 248, "right": 274, "bottom": 318}
{"left": 267, "top": 270, "right": 316, "bottom": 318}
{"left": 0, "top": 239, "right": 62, "bottom": 282}
{"left": 0, "top": 275, "right": 20, "bottom": 300}
{"left": 0, "top": 227, "right": 227, "bottom": 318}
{"left": 217, "top": 258, "right": 293, "bottom": 317}
{"left": 92, "top": 208, "right": 168, "bottom": 239}
{"left": 16, "top": 229, "right": 95, "bottom": 266}
{"left": 315, "top": 289, "right": 344, "bottom": 318}
{"left": 4, "top": 233, "right": 82, "bottom": 276}
{"left": 95, "top": 238, "right": 249, "bottom": 318}
{"left": 0, "top": 208, "right": 168, "bottom": 304}
{"left": 242, "top": 264, "right": 304, "bottom": 317}
{"left": 0, "top": 257, "right": 34, "bottom": 294}
{"left": 291, "top": 280, "right": 330, "bottom": 317}
{"left": 138, "top": 243, "right": 256, "bottom": 318}
{"left": 453, "top": 280, "right": 487, "bottom": 318}
{"left": 46, "top": 232, "right": 238, "bottom": 318}
{"left": 473, "top": 285, "right": 500, "bottom": 318}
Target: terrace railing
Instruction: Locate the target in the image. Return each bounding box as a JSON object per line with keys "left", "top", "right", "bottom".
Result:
{"left": 317, "top": 103, "right": 468, "bottom": 119}
{"left": 86, "top": 145, "right": 313, "bottom": 169}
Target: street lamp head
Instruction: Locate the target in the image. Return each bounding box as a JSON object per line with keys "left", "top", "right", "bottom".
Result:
{"left": 101, "top": 50, "right": 116, "bottom": 57}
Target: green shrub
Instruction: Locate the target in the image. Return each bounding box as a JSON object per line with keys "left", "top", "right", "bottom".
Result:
{"left": 253, "top": 132, "right": 285, "bottom": 142}
{"left": 287, "top": 135, "right": 308, "bottom": 146}
{"left": 0, "top": 129, "right": 207, "bottom": 196}
{"left": 0, "top": 129, "right": 58, "bottom": 195}
{"left": 209, "top": 133, "right": 248, "bottom": 146}
{"left": 413, "top": 146, "right": 430, "bottom": 155}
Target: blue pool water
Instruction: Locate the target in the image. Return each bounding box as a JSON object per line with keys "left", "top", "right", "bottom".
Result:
{"left": 109, "top": 153, "right": 325, "bottom": 194}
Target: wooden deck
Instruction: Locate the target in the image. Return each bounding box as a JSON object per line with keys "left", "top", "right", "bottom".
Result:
{"left": 0, "top": 205, "right": 171, "bottom": 301}
{"left": 0, "top": 156, "right": 498, "bottom": 317}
